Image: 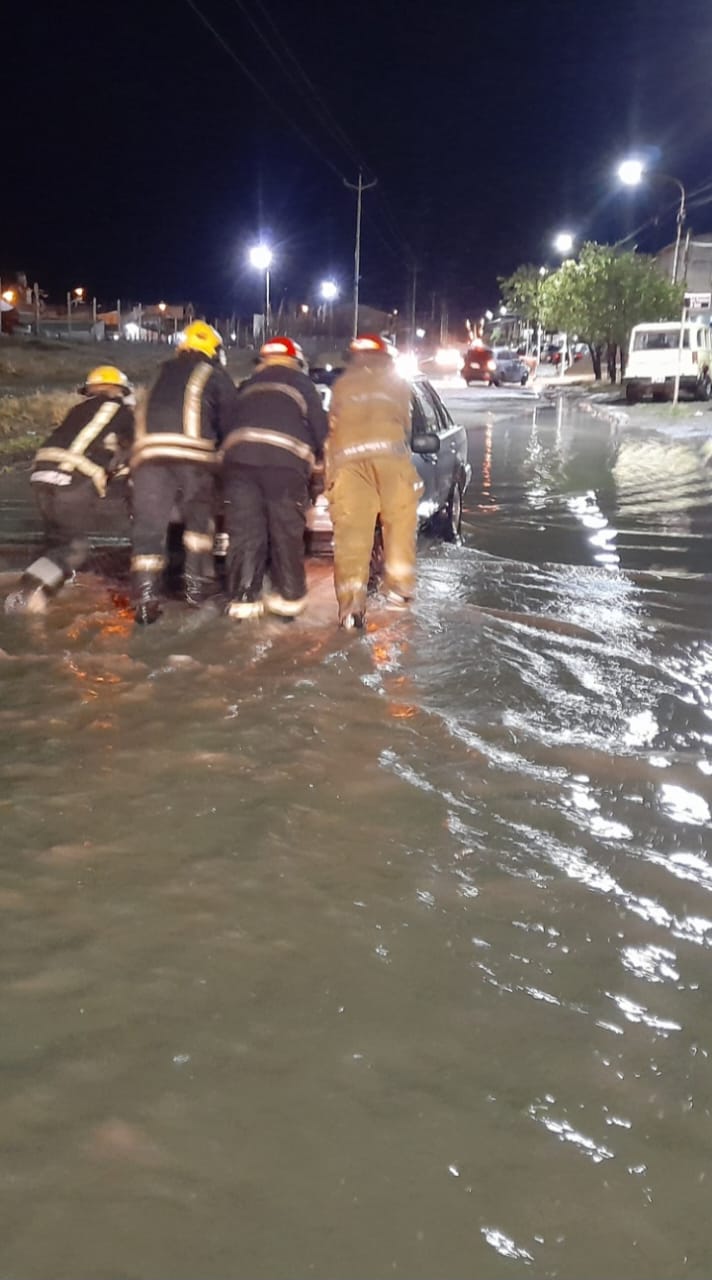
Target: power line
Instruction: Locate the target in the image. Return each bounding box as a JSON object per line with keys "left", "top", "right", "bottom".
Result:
{"left": 226, "top": 0, "right": 410, "bottom": 261}
{"left": 229, "top": 0, "right": 366, "bottom": 174}
{"left": 183, "top": 0, "right": 347, "bottom": 182}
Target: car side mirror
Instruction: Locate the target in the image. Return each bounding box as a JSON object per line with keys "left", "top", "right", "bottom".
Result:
{"left": 411, "top": 430, "right": 440, "bottom": 454}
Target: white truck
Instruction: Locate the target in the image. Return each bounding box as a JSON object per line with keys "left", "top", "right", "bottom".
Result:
{"left": 624, "top": 321, "right": 712, "bottom": 404}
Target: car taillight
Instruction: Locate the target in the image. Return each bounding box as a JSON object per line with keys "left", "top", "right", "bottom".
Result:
{"left": 487, "top": 359, "right": 497, "bottom": 371}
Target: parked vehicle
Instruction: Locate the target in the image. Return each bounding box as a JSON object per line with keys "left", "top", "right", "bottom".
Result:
{"left": 306, "top": 375, "right": 471, "bottom": 552}
{"left": 624, "top": 322, "right": 712, "bottom": 403}
{"left": 462, "top": 344, "right": 530, "bottom": 386}
{"left": 491, "top": 348, "right": 530, "bottom": 386}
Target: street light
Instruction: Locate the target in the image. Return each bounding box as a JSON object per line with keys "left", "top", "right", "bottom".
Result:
{"left": 320, "top": 279, "right": 338, "bottom": 301}
{"left": 248, "top": 244, "right": 272, "bottom": 337}
{"left": 158, "top": 301, "right": 167, "bottom": 313}
{"left": 553, "top": 233, "right": 574, "bottom": 379}
{"left": 617, "top": 158, "right": 686, "bottom": 284}
{"left": 553, "top": 231, "right": 574, "bottom": 256}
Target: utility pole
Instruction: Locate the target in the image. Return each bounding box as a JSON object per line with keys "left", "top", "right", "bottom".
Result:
{"left": 409, "top": 261, "right": 419, "bottom": 344}
{"left": 344, "top": 169, "right": 377, "bottom": 340}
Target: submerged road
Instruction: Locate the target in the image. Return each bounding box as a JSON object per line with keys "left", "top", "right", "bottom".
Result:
{"left": 0, "top": 384, "right": 711, "bottom": 1279}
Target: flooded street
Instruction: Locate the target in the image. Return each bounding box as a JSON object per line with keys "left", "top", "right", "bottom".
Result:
{"left": 1, "top": 389, "right": 712, "bottom": 1279}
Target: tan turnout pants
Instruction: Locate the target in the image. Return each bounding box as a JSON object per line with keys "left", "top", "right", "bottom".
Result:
{"left": 329, "top": 456, "right": 420, "bottom": 621}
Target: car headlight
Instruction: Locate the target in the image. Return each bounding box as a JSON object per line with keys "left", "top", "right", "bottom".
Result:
{"left": 435, "top": 347, "right": 462, "bottom": 368}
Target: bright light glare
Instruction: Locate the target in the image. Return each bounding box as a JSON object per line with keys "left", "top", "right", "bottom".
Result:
{"left": 124, "top": 322, "right": 140, "bottom": 339}
{"left": 396, "top": 351, "right": 419, "bottom": 379}
{"left": 249, "top": 245, "right": 272, "bottom": 271}
{"left": 74, "top": 286, "right": 84, "bottom": 298}
{"left": 415, "top": 327, "right": 426, "bottom": 339}
{"left": 554, "top": 231, "right": 574, "bottom": 255}
{"left": 158, "top": 301, "right": 167, "bottom": 312}
{"left": 435, "top": 347, "right": 462, "bottom": 369}
{"left": 2, "top": 290, "right": 15, "bottom": 303}
{"left": 320, "top": 279, "right": 338, "bottom": 301}
{"left": 618, "top": 159, "right": 645, "bottom": 187}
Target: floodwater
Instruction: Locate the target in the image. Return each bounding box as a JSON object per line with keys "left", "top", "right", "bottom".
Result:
{"left": 1, "top": 392, "right": 711, "bottom": 1280}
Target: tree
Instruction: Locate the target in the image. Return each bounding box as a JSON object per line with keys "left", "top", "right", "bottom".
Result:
{"left": 498, "top": 264, "right": 548, "bottom": 339}
{"left": 540, "top": 243, "right": 683, "bottom": 382}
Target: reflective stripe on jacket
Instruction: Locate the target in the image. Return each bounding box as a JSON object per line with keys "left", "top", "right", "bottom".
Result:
{"left": 33, "top": 397, "right": 134, "bottom": 496}
{"left": 132, "top": 351, "right": 239, "bottom": 469}
{"left": 222, "top": 364, "right": 328, "bottom": 476}
{"left": 327, "top": 364, "right": 411, "bottom": 474}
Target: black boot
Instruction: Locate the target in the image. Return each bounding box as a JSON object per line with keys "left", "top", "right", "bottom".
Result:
{"left": 184, "top": 573, "right": 217, "bottom": 609}
{"left": 132, "top": 571, "right": 162, "bottom": 625}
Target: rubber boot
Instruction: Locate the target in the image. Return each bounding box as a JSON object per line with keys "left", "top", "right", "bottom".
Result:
{"left": 225, "top": 592, "right": 264, "bottom": 621}
{"left": 184, "top": 573, "right": 220, "bottom": 609}
{"left": 339, "top": 610, "right": 365, "bottom": 631}
{"left": 132, "top": 571, "right": 162, "bottom": 626}
{"left": 4, "top": 572, "right": 53, "bottom": 615}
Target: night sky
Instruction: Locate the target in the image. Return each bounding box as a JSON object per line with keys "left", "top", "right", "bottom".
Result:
{"left": 2, "top": 0, "right": 710, "bottom": 321}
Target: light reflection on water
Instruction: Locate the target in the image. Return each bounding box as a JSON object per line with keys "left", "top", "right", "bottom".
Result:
{"left": 0, "top": 402, "right": 711, "bottom": 1278}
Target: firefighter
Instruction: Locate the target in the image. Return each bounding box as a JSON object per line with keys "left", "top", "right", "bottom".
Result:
{"left": 130, "top": 320, "right": 238, "bottom": 624}
{"left": 327, "top": 334, "right": 419, "bottom": 629}
{"left": 4, "top": 365, "right": 135, "bottom": 615}
{"left": 221, "top": 336, "right": 328, "bottom": 620}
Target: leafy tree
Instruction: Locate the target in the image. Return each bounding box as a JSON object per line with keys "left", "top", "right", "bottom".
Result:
{"left": 498, "top": 264, "right": 548, "bottom": 335}
{"left": 540, "top": 243, "right": 683, "bottom": 381}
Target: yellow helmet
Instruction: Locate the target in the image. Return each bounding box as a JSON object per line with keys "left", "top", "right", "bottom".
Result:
{"left": 180, "top": 320, "right": 223, "bottom": 360}
{"left": 80, "top": 365, "right": 132, "bottom": 395}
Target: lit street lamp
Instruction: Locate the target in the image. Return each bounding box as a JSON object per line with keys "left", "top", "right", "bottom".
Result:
{"left": 553, "top": 231, "right": 574, "bottom": 257}
{"left": 320, "top": 279, "right": 338, "bottom": 302}
{"left": 248, "top": 244, "right": 273, "bottom": 337}
{"left": 617, "top": 158, "right": 686, "bottom": 284}
{"left": 553, "top": 232, "right": 575, "bottom": 379}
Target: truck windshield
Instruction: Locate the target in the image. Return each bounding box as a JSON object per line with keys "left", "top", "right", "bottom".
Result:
{"left": 633, "top": 329, "right": 689, "bottom": 350}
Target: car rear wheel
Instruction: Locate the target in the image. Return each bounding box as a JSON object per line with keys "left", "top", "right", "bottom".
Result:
{"left": 520, "top": 373, "right": 529, "bottom": 385}
{"left": 432, "top": 481, "right": 463, "bottom": 543}
{"left": 625, "top": 383, "right": 640, "bottom": 405}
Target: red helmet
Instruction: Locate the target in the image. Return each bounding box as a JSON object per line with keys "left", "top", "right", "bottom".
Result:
{"left": 259, "top": 336, "right": 305, "bottom": 365}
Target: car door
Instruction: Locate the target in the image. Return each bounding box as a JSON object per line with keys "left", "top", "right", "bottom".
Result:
{"left": 410, "top": 382, "right": 441, "bottom": 518}
{"left": 419, "top": 379, "right": 462, "bottom": 507}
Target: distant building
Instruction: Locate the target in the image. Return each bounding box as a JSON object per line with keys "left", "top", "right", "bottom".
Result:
{"left": 656, "top": 235, "right": 712, "bottom": 316}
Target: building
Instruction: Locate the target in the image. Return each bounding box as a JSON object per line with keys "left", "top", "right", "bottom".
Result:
{"left": 656, "top": 235, "right": 712, "bottom": 316}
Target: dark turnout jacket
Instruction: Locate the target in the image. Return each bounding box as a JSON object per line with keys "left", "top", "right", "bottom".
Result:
{"left": 33, "top": 394, "right": 135, "bottom": 495}
{"left": 222, "top": 363, "right": 328, "bottom": 477}
{"left": 132, "top": 351, "right": 239, "bottom": 469}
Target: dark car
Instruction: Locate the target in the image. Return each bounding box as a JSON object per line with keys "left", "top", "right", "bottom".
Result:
{"left": 306, "top": 375, "right": 471, "bottom": 551}
{"left": 462, "top": 343, "right": 498, "bottom": 385}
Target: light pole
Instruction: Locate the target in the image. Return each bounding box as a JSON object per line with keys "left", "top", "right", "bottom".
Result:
{"left": 343, "top": 169, "right": 378, "bottom": 339}
{"left": 553, "top": 232, "right": 574, "bottom": 380}
{"left": 249, "top": 244, "right": 273, "bottom": 339}
{"left": 617, "top": 158, "right": 687, "bottom": 285}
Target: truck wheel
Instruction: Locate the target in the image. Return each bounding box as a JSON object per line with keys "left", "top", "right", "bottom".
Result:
{"left": 625, "top": 383, "right": 640, "bottom": 405}
{"left": 696, "top": 376, "right": 712, "bottom": 401}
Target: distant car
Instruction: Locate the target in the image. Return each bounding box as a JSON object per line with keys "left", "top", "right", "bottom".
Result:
{"left": 462, "top": 343, "right": 498, "bottom": 385}
{"left": 491, "top": 348, "right": 530, "bottom": 386}
{"left": 306, "top": 375, "right": 471, "bottom": 552}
